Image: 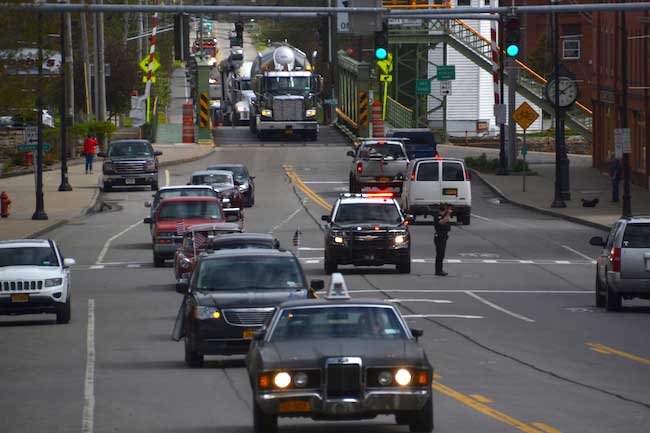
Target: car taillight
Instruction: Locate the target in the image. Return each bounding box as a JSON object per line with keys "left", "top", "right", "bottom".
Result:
{"left": 465, "top": 168, "right": 471, "bottom": 181}
{"left": 608, "top": 247, "right": 621, "bottom": 272}
{"left": 356, "top": 162, "right": 363, "bottom": 174}
{"left": 410, "top": 170, "right": 416, "bottom": 181}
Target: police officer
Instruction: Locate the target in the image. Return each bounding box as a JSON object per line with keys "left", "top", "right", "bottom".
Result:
{"left": 434, "top": 203, "right": 453, "bottom": 276}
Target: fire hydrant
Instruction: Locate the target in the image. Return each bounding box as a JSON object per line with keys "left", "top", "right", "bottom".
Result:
{"left": 1, "top": 191, "right": 11, "bottom": 218}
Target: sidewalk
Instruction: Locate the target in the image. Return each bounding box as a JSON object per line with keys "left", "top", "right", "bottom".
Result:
{"left": 0, "top": 143, "right": 215, "bottom": 240}
{"left": 443, "top": 144, "right": 650, "bottom": 230}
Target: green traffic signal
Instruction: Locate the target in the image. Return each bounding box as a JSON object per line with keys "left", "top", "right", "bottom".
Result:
{"left": 506, "top": 44, "right": 519, "bottom": 57}
{"left": 375, "top": 47, "right": 388, "bottom": 60}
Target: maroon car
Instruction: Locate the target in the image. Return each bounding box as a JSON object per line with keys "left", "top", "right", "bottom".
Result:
{"left": 189, "top": 170, "right": 244, "bottom": 210}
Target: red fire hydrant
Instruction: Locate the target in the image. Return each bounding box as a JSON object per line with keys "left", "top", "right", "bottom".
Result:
{"left": 1, "top": 191, "right": 11, "bottom": 218}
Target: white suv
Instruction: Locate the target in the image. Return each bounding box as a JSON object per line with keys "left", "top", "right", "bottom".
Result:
{"left": 0, "top": 240, "right": 75, "bottom": 324}
{"left": 401, "top": 157, "right": 472, "bottom": 225}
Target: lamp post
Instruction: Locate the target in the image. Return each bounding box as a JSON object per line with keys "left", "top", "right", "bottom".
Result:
{"left": 33, "top": 11, "right": 48, "bottom": 221}
{"left": 621, "top": 10, "right": 631, "bottom": 217}
{"left": 550, "top": 0, "right": 565, "bottom": 208}
{"left": 58, "top": 9, "right": 72, "bottom": 192}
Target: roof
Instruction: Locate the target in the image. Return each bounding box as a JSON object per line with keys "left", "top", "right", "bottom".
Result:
{"left": 207, "top": 163, "right": 245, "bottom": 169}
{"left": 620, "top": 216, "right": 650, "bottom": 223}
{"left": 191, "top": 170, "right": 234, "bottom": 177}
{"left": 109, "top": 139, "right": 150, "bottom": 145}
{"left": 337, "top": 197, "right": 398, "bottom": 205}
{"left": 199, "top": 248, "right": 296, "bottom": 260}
{"left": 412, "top": 156, "right": 465, "bottom": 163}
{"left": 158, "top": 196, "right": 220, "bottom": 204}
{"left": 0, "top": 239, "right": 51, "bottom": 248}
{"left": 278, "top": 298, "right": 394, "bottom": 309}
{"left": 157, "top": 185, "right": 215, "bottom": 191}
{"left": 210, "top": 233, "right": 274, "bottom": 242}
{"left": 184, "top": 222, "right": 243, "bottom": 233}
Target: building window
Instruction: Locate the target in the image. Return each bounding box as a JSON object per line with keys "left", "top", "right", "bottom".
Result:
{"left": 457, "top": 0, "right": 471, "bottom": 6}
{"left": 563, "top": 38, "right": 581, "bottom": 60}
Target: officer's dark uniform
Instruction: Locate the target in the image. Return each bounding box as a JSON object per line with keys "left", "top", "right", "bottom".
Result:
{"left": 434, "top": 207, "right": 451, "bottom": 276}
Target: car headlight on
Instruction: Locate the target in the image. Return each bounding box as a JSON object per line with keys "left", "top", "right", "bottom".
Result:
{"left": 331, "top": 231, "right": 346, "bottom": 244}
{"left": 44, "top": 278, "right": 63, "bottom": 287}
{"left": 334, "top": 236, "right": 344, "bottom": 244}
{"left": 236, "top": 106, "right": 247, "bottom": 112}
{"left": 237, "top": 182, "right": 250, "bottom": 192}
{"left": 394, "top": 235, "right": 405, "bottom": 244}
{"left": 261, "top": 109, "right": 272, "bottom": 117}
{"left": 378, "top": 371, "right": 393, "bottom": 386}
{"left": 305, "top": 108, "right": 317, "bottom": 118}
{"left": 194, "top": 306, "right": 221, "bottom": 320}
{"left": 274, "top": 372, "right": 292, "bottom": 388}
{"left": 395, "top": 368, "right": 412, "bottom": 386}
{"left": 293, "top": 372, "right": 308, "bottom": 388}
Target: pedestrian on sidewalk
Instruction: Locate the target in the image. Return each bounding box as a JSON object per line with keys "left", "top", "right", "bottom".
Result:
{"left": 609, "top": 157, "right": 622, "bottom": 202}
{"left": 434, "top": 203, "right": 453, "bottom": 276}
{"left": 83, "top": 133, "right": 98, "bottom": 174}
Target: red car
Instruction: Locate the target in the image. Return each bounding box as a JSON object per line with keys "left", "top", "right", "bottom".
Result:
{"left": 143, "top": 196, "right": 241, "bottom": 267}
{"left": 173, "top": 222, "right": 244, "bottom": 292}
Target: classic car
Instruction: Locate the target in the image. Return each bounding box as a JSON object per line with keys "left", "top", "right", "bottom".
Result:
{"left": 189, "top": 170, "right": 244, "bottom": 209}
{"left": 245, "top": 274, "right": 433, "bottom": 433}
{"left": 207, "top": 163, "right": 256, "bottom": 207}
{"left": 145, "top": 185, "right": 218, "bottom": 230}
{"left": 209, "top": 233, "right": 279, "bottom": 251}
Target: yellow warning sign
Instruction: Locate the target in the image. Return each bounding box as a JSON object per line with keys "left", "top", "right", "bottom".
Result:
{"left": 199, "top": 93, "right": 210, "bottom": 128}
{"left": 142, "top": 75, "right": 157, "bottom": 83}
{"left": 139, "top": 56, "right": 161, "bottom": 73}
{"left": 380, "top": 74, "right": 393, "bottom": 82}
{"left": 376, "top": 52, "right": 393, "bottom": 74}
{"left": 512, "top": 102, "right": 539, "bottom": 131}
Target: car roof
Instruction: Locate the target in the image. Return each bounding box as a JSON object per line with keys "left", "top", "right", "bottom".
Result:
{"left": 278, "top": 298, "right": 395, "bottom": 309}
{"left": 0, "top": 239, "right": 52, "bottom": 248}
{"left": 158, "top": 185, "right": 215, "bottom": 191}
{"left": 337, "top": 197, "right": 398, "bottom": 205}
{"left": 413, "top": 157, "right": 465, "bottom": 163}
{"left": 358, "top": 140, "right": 404, "bottom": 146}
{"left": 185, "top": 222, "right": 242, "bottom": 232}
{"left": 211, "top": 233, "right": 274, "bottom": 242}
{"left": 207, "top": 163, "right": 245, "bottom": 168}
{"left": 109, "top": 139, "right": 150, "bottom": 145}
{"left": 159, "top": 196, "right": 220, "bottom": 204}
{"left": 620, "top": 216, "right": 650, "bottom": 224}
{"left": 199, "top": 248, "right": 295, "bottom": 260}
{"left": 191, "top": 170, "right": 233, "bottom": 176}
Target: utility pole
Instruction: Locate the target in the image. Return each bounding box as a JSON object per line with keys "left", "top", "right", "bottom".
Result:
{"left": 59, "top": 8, "right": 72, "bottom": 192}
{"left": 92, "top": 6, "right": 99, "bottom": 118}
{"left": 80, "top": 8, "right": 91, "bottom": 119}
{"left": 33, "top": 12, "right": 48, "bottom": 221}
{"left": 550, "top": 0, "right": 566, "bottom": 208}
{"left": 97, "top": 0, "right": 107, "bottom": 127}
{"left": 621, "top": 10, "right": 631, "bottom": 217}
{"left": 497, "top": 14, "right": 508, "bottom": 175}
{"left": 137, "top": 0, "right": 144, "bottom": 60}
{"left": 64, "top": 1, "right": 74, "bottom": 124}
{"left": 507, "top": 55, "right": 517, "bottom": 170}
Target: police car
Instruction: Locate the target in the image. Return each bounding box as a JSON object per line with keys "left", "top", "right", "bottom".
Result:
{"left": 246, "top": 274, "right": 434, "bottom": 433}
{"left": 321, "top": 193, "right": 411, "bottom": 274}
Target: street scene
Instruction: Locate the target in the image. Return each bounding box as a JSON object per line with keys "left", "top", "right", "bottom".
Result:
{"left": 1, "top": 1, "right": 649, "bottom": 433}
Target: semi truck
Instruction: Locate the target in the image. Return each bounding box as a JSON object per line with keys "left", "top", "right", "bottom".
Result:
{"left": 249, "top": 43, "right": 322, "bottom": 141}
{"left": 218, "top": 48, "right": 255, "bottom": 126}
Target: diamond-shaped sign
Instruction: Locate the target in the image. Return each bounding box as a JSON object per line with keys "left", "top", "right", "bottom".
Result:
{"left": 512, "top": 102, "right": 539, "bottom": 130}
{"left": 142, "top": 75, "right": 157, "bottom": 83}
{"left": 139, "top": 56, "right": 160, "bottom": 73}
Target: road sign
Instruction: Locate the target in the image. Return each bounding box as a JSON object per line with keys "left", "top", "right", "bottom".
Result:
{"left": 336, "top": 0, "right": 349, "bottom": 33}
{"left": 440, "top": 80, "right": 452, "bottom": 96}
{"left": 512, "top": 102, "right": 539, "bottom": 130}
{"left": 376, "top": 52, "right": 393, "bottom": 74}
{"left": 142, "top": 75, "right": 157, "bottom": 83}
{"left": 521, "top": 145, "right": 528, "bottom": 157}
{"left": 324, "top": 98, "right": 339, "bottom": 105}
{"left": 416, "top": 79, "right": 431, "bottom": 95}
{"left": 436, "top": 65, "right": 456, "bottom": 81}
{"left": 380, "top": 74, "right": 393, "bottom": 82}
{"left": 18, "top": 143, "right": 51, "bottom": 152}
{"left": 139, "top": 56, "right": 160, "bottom": 73}
{"left": 614, "top": 128, "right": 631, "bottom": 155}
{"left": 24, "top": 126, "right": 37, "bottom": 145}
{"left": 494, "top": 104, "right": 507, "bottom": 125}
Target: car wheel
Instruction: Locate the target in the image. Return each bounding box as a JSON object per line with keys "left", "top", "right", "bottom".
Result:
{"left": 250, "top": 193, "right": 255, "bottom": 207}
{"left": 395, "top": 413, "right": 409, "bottom": 425}
{"left": 595, "top": 272, "right": 606, "bottom": 308}
{"left": 153, "top": 253, "right": 165, "bottom": 268}
{"left": 151, "top": 181, "right": 159, "bottom": 191}
{"left": 605, "top": 281, "right": 622, "bottom": 312}
{"left": 253, "top": 396, "right": 278, "bottom": 433}
{"left": 56, "top": 296, "right": 71, "bottom": 324}
{"left": 184, "top": 337, "right": 204, "bottom": 368}
{"left": 461, "top": 213, "right": 471, "bottom": 225}
{"left": 324, "top": 254, "right": 338, "bottom": 275}
{"left": 397, "top": 258, "right": 411, "bottom": 274}
{"left": 408, "top": 394, "right": 434, "bottom": 433}
{"left": 102, "top": 183, "right": 112, "bottom": 193}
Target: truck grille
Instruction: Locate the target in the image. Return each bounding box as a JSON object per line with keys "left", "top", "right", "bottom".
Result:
{"left": 1, "top": 280, "right": 43, "bottom": 292}
{"left": 113, "top": 162, "right": 147, "bottom": 174}
{"left": 351, "top": 231, "right": 387, "bottom": 250}
{"left": 326, "top": 364, "right": 362, "bottom": 398}
{"left": 223, "top": 307, "right": 275, "bottom": 326}
{"left": 273, "top": 99, "right": 303, "bottom": 121}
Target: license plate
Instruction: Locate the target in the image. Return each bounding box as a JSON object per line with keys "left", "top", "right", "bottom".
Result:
{"left": 378, "top": 177, "right": 391, "bottom": 182}
{"left": 279, "top": 400, "right": 311, "bottom": 413}
{"left": 125, "top": 178, "right": 136, "bottom": 185}
{"left": 11, "top": 294, "right": 29, "bottom": 303}
{"left": 443, "top": 188, "right": 458, "bottom": 195}
{"left": 243, "top": 329, "right": 256, "bottom": 339}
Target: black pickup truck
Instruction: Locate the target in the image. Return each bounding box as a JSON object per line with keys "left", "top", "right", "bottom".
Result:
{"left": 98, "top": 139, "right": 161, "bottom": 192}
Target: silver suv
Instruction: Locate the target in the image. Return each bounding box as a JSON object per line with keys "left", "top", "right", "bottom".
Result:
{"left": 347, "top": 140, "right": 409, "bottom": 193}
{"left": 590, "top": 217, "right": 650, "bottom": 311}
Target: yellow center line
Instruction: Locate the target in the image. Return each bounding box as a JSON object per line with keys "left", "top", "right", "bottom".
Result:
{"left": 532, "top": 422, "right": 564, "bottom": 433}
{"left": 469, "top": 393, "right": 493, "bottom": 404}
{"left": 586, "top": 342, "right": 650, "bottom": 365}
{"left": 284, "top": 168, "right": 332, "bottom": 211}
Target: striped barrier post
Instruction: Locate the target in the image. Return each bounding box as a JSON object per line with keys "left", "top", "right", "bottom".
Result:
{"left": 198, "top": 93, "right": 209, "bottom": 129}
{"left": 182, "top": 103, "right": 194, "bottom": 143}
{"left": 358, "top": 90, "right": 369, "bottom": 134}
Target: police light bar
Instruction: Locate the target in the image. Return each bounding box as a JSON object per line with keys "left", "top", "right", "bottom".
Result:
{"left": 365, "top": 192, "right": 394, "bottom": 198}
{"left": 325, "top": 273, "right": 351, "bottom": 300}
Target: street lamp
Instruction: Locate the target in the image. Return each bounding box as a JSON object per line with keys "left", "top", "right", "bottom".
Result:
{"left": 58, "top": 9, "right": 72, "bottom": 192}
{"left": 32, "top": 11, "right": 48, "bottom": 221}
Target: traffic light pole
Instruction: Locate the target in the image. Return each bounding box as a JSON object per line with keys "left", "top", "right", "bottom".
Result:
{"left": 497, "top": 14, "right": 507, "bottom": 175}
{"left": 550, "top": 0, "right": 566, "bottom": 208}
{"left": 33, "top": 11, "right": 48, "bottom": 221}
{"left": 507, "top": 56, "right": 517, "bottom": 171}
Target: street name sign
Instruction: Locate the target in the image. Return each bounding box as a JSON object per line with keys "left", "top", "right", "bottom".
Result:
{"left": 416, "top": 79, "right": 431, "bottom": 95}
{"left": 615, "top": 128, "right": 631, "bottom": 156}
{"left": 324, "top": 98, "right": 339, "bottom": 105}
{"left": 436, "top": 65, "right": 456, "bottom": 81}
{"left": 440, "top": 80, "right": 452, "bottom": 96}
{"left": 512, "top": 102, "right": 539, "bottom": 130}
{"left": 18, "top": 143, "right": 51, "bottom": 152}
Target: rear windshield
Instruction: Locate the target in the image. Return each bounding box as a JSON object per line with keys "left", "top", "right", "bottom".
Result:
{"left": 416, "top": 162, "right": 439, "bottom": 181}
{"left": 195, "top": 256, "right": 304, "bottom": 291}
{"left": 207, "top": 166, "right": 247, "bottom": 181}
{"left": 0, "top": 247, "right": 59, "bottom": 267}
{"left": 192, "top": 174, "right": 233, "bottom": 185}
{"left": 359, "top": 143, "right": 406, "bottom": 160}
{"left": 159, "top": 189, "right": 216, "bottom": 201}
{"left": 108, "top": 142, "right": 152, "bottom": 158}
{"left": 158, "top": 202, "right": 221, "bottom": 220}
{"left": 335, "top": 203, "right": 402, "bottom": 224}
{"left": 623, "top": 223, "right": 650, "bottom": 248}
{"left": 442, "top": 162, "right": 465, "bottom": 181}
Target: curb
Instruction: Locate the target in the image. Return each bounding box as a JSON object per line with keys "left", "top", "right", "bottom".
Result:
{"left": 469, "top": 168, "right": 610, "bottom": 232}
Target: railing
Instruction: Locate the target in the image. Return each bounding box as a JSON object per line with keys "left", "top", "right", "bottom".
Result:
{"left": 384, "top": 0, "right": 451, "bottom": 9}
{"left": 385, "top": 96, "right": 414, "bottom": 128}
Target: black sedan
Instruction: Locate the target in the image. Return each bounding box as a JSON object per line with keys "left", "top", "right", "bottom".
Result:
{"left": 207, "top": 163, "right": 255, "bottom": 207}
{"left": 245, "top": 279, "right": 433, "bottom": 433}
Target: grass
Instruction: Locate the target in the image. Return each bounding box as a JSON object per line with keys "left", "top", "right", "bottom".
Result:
{"left": 464, "top": 153, "right": 532, "bottom": 174}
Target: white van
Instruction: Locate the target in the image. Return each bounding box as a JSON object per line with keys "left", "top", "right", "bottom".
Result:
{"left": 401, "top": 157, "right": 472, "bottom": 225}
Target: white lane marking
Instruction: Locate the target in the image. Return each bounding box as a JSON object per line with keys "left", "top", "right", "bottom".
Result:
{"left": 561, "top": 245, "right": 595, "bottom": 261}
{"left": 349, "top": 289, "right": 591, "bottom": 294}
{"left": 302, "top": 181, "right": 347, "bottom": 184}
{"left": 95, "top": 221, "right": 142, "bottom": 265}
{"left": 269, "top": 204, "right": 305, "bottom": 234}
{"left": 404, "top": 314, "right": 483, "bottom": 319}
{"left": 82, "top": 299, "right": 95, "bottom": 433}
{"left": 555, "top": 260, "right": 571, "bottom": 264}
{"left": 89, "top": 265, "right": 104, "bottom": 270}
{"left": 165, "top": 169, "right": 170, "bottom": 187}
{"left": 126, "top": 264, "right": 141, "bottom": 268}
{"left": 446, "top": 259, "right": 462, "bottom": 263}
{"left": 386, "top": 298, "right": 453, "bottom": 304}
{"left": 92, "top": 261, "right": 151, "bottom": 266}
{"left": 412, "top": 259, "right": 426, "bottom": 263}
{"left": 519, "top": 260, "right": 534, "bottom": 264}
{"left": 482, "top": 259, "right": 498, "bottom": 263}
{"left": 298, "top": 247, "right": 324, "bottom": 251}
{"left": 471, "top": 213, "right": 518, "bottom": 229}
{"left": 465, "top": 291, "right": 536, "bottom": 323}
{"left": 304, "top": 260, "right": 320, "bottom": 264}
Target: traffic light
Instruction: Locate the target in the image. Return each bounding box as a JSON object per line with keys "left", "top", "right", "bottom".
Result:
{"left": 504, "top": 15, "right": 522, "bottom": 58}
{"left": 374, "top": 21, "right": 388, "bottom": 61}
{"left": 174, "top": 13, "right": 190, "bottom": 61}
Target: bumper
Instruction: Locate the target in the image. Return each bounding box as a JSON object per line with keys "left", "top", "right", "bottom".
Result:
{"left": 328, "top": 246, "right": 410, "bottom": 266}
{"left": 408, "top": 203, "right": 470, "bottom": 216}
{"left": 103, "top": 173, "right": 158, "bottom": 186}
{"left": 356, "top": 177, "right": 404, "bottom": 188}
{"left": 256, "top": 389, "right": 430, "bottom": 419}
{"left": 606, "top": 272, "right": 650, "bottom": 297}
{"left": 257, "top": 119, "right": 319, "bottom": 132}
{"left": 190, "top": 336, "right": 252, "bottom": 355}
{"left": 0, "top": 290, "right": 67, "bottom": 315}
{"left": 154, "top": 242, "right": 181, "bottom": 258}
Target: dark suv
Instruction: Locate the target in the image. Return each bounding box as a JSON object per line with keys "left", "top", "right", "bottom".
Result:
{"left": 98, "top": 139, "right": 162, "bottom": 192}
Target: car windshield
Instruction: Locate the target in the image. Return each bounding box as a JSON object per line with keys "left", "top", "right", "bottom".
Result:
{"left": 265, "top": 76, "right": 311, "bottom": 95}
{"left": 108, "top": 142, "right": 152, "bottom": 158}
{"left": 623, "top": 223, "right": 650, "bottom": 248}
{"left": 192, "top": 174, "right": 233, "bottom": 186}
{"left": 207, "top": 166, "right": 246, "bottom": 181}
{"left": 0, "top": 247, "right": 59, "bottom": 267}
{"left": 334, "top": 203, "right": 402, "bottom": 224}
{"left": 158, "top": 202, "right": 221, "bottom": 220}
{"left": 359, "top": 143, "right": 405, "bottom": 159}
{"left": 270, "top": 306, "right": 407, "bottom": 341}
{"left": 195, "top": 256, "right": 304, "bottom": 291}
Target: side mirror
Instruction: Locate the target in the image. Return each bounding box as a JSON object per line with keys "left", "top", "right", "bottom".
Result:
{"left": 410, "top": 328, "right": 423, "bottom": 341}
{"left": 321, "top": 215, "right": 330, "bottom": 222}
{"left": 346, "top": 150, "right": 355, "bottom": 157}
{"left": 253, "top": 328, "right": 266, "bottom": 341}
{"left": 154, "top": 150, "right": 163, "bottom": 156}
{"left": 310, "top": 279, "right": 325, "bottom": 291}
{"left": 144, "top": 201, "right": 152, "bottom": 208}
{"left": 250, "top": 175, "right": 255, "bottom": 180}
{"left": 63, "top": 258, "right": 76, "bottom": 268}
{"left": 97, "top": 152, "right": 106, "bottom": 158}
{"left": 589, "top": 236, "right": 605, "bottom": 247}
{"left": 143, "top": 217, "right": 153, "bottom": 224}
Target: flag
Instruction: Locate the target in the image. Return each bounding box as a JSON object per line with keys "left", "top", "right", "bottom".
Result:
{"left": 194, "top": 232, "right": 207, "bottom": 250}
{"left": 176, "top": 220, "right": 186, "bottom": 235}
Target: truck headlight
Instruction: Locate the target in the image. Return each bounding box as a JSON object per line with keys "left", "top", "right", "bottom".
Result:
{"left": 103, "top": 162, "right": 114, "bottom": 174}
{"left": 394, "top": 235, "right": 405, "bottom": 244}
{"left": 378, "top": 371, "right": 393, "bottom": 386}
{"left": 274, "top": 372, "right": 292, "bottom": 388}
{"left": 305, "top": 108, "right": 317, "bottom": 118}
{"left": 237, "top": 106, "right": 247, "bottom": 112}
{"left": 144, "top": 161, "right": 156, "bottom": 171}
{"left": 193, "top": 306, "right": 221, "bottom": 320}
{"left": 261, "top": 109, "right": 272, "bottom": 117}
{"left": 293, "top": 372, "right": 308, "bottom": 388}
{"left": 395, "top": 369, "right": 412, "bottom": 386}
{"left": 44, "top": 278, "right": 63, "bottom": 287}
{"left": 331, "top": 231, "right": 346, "bottom": 244}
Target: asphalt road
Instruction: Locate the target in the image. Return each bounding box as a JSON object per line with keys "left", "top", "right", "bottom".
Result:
{"left": 2, "top": 140, "right": 650, "bottom": 433}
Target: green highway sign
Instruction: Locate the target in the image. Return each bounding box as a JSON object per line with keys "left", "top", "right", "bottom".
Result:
{"left": 17, "top": 143, "right": 51, "bottom": 152}
{"left": 436, "top": 65, "right": 456, "bottom": 81}
{"left": 415, "top": 79, "right": 431, "bottom": 95}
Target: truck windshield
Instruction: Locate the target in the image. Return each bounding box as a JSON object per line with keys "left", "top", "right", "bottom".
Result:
{"left": 195, "top": 256, "right": 304, "bottom": 291}
{"left": 334, "top": 203, "right": 402, "bottom": 224}
{"left": 265, "top": 76, "right": 311, "bottom": 95}
{"left": 240, "top": 79, "right": 251, "bottom": 90}
{"left": 158, "top": 202, "right": 221, "bottom": 220}
{"left": 359, "top": 143, "right": 406, "bottom": 160}
{"left": 108, "top": 142, "right": 152, "bottom": 158}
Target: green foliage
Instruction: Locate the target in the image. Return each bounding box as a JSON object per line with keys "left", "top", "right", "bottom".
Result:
{"left": 528, "top": 33, "right": 552, "bottom": 78}
{"left": 464, "top": 153, "right": 530, "bottom": 173}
